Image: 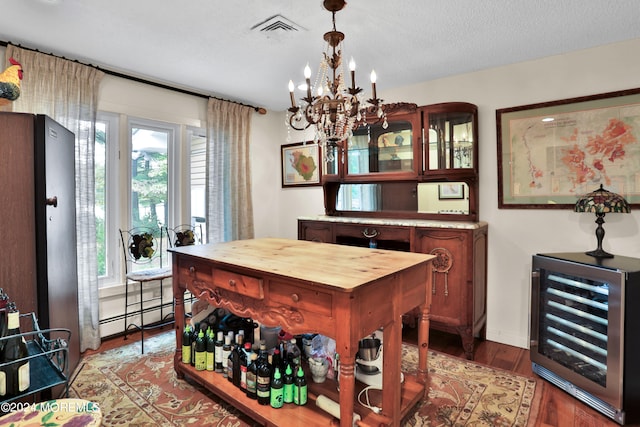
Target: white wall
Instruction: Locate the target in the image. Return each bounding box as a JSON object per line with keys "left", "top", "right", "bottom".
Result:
{"left": 6, "top": 38, "right": 640, "bottom": 347}
{"left": 276, "top": 38, "right": 640, "bottom": 348}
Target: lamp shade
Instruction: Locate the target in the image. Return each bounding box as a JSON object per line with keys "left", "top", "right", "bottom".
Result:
{"left": 574, "top": 184, "right": 630, "bottom": 214}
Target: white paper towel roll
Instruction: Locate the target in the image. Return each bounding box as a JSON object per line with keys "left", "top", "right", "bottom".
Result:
{"left": 316, "top": 394, "right": 361, "bottom": 425}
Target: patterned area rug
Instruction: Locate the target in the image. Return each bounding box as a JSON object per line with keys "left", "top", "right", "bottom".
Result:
{"left": 401, "top": 346, "right": 540, "bottom": 426}
{"left": 70, "top": 332, "right": 541, "bottom": 426}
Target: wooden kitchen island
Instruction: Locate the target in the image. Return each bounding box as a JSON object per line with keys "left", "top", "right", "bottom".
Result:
{"left": 171, "top": 238, "right": 434, "bottom": 427}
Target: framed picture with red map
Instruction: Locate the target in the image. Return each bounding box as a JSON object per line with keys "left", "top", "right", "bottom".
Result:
{"left": 281, "top": 141, "right": 321, "bottom": 187}
{"left": 497, "top": 87, "right": 640, "bottom": 208}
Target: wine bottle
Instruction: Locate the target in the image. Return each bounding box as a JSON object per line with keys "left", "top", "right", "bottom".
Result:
{"left": 256, "top": 347, "right": 272, "bottom": 405}
{"left": 270, "top": 367, "right": 284, "bottom": 409}
{"left": 214, "top": 331, "right": 224, "bottom": 373}
{"left": 221, "top": 334, "right": 232, "bottom": 378}
{"left": 256, "top": 340, "right": 267, "bottom": 364}
{"left": 190, "top": 322, "right": 199, "bottom": 367}
{"left": 270, "top": 348, "right": 281, "bottom": 382}
{"left": 293, "top": 365, "right": 307, "bottom": 406}
{"left": 283, "top": 364, "right": 294, "bottom": 404}
{"left": 194, "top": 329, "right": 206, "bottom": 371}
{"left": 0, "top": 289, "right": 9, "bottom": 309}
{"left": 3, "top": 303, "right": 29, "bottom": 396}
{"left": 0, "top": 289, "right": 9, "bottom": 360}
{"left": 288, "top": 338, "right": 301, "bottom": 368}
{"left": 246, "top": 353, "right": 258, "bottom": 399}
{"left": 239, "top": 341, "right": 251, "bottom": 393}
{"left": 206, "top": 329, "right": 215, "bottom": 371}
{"left": 230, "top": 334, "right": 244, "bottom": 387}
{"left": 182, "top": 325, "right": 191, "bottom": 364}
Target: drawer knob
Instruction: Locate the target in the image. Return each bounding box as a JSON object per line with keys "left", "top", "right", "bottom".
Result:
{"left": 290, "top": 293, "right": 300, "bottom": 302}
{"left": 229, "top": 279, "right": 236, "bottom": 287}
{"left": 189, "top": 266, "right": 196, "bottom": 274}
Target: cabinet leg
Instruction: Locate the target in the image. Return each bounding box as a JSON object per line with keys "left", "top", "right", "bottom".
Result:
{"left": 457, "top": 327, "right": 475, "bottom": 360}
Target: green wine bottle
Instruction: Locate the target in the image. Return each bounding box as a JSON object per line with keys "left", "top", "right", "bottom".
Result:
{"left": 270, "top": 367, "right": 284, "bottom": 408}
{"left": 293, "top": 365, "right": 307, "bottom": 405}
{"left": 194, "top": 330, "right": 207, "bottom": 371}
{"left": 206, "top": 329, "right": 215, "bottom": 371}
{"left": 181, "top": 325, "right": 191, "bottom": 364}
{"left": 283, "top": 364, "right": 294, "bottom": 404}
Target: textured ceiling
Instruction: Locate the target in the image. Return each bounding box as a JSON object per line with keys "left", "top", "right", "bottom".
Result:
{"left": 2, "top": 0, "right": 640, "bottom": 112}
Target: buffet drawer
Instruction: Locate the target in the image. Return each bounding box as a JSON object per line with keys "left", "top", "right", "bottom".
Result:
{"left": 333, "top": 223, "right": 411, "bottom": 242}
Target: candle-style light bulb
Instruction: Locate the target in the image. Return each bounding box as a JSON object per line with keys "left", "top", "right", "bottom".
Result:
{"left": 349, "top": 57, "right": 356, "bottom": 90}
{"left": 304, "top": 63, "right": 312, "bottom": 99}
{"left": 288, "top": 80, "right": 296, "bottom": 108}
{"left": 370, "top": 70, "right": 377, "bottom": 100}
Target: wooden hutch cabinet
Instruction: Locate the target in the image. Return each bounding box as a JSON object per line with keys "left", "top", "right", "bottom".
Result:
{"left": 298, "top": 217, "right": 487, "bottom": 360}
{"left": 298, "top": 102, "right": 487, "bottom": 359}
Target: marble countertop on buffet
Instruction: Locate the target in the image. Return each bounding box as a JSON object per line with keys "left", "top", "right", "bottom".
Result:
{"left": 298, "top": 215, "right": 487, "bottom": 230}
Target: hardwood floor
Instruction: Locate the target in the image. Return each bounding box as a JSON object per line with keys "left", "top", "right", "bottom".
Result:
{"left": 403, "top": 328, "right": 632, "bottom": 427}
{"left": 84, "top": 326, "right": 631, "bottom": 427}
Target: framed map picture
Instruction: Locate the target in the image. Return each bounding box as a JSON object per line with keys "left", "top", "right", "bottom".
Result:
{"left": 281, "top": 142, "right": 321, "bottom": 187}
{"left": 497, "top": 88, "right": 640, "bottom": 208}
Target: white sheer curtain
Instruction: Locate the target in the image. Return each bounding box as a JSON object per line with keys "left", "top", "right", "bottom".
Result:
{"left": 205, "top": 98, "right": 254, "bottom": 242}
{"left": 5, "top": 45, "right": 104, "bottom": 351}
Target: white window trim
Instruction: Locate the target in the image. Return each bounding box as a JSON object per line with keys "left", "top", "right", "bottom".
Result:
{"left": 97, "top": 111, "right": 120, "bottom": 288}
{"left": 126, "top": 117, "right": 179, "bottom": 230}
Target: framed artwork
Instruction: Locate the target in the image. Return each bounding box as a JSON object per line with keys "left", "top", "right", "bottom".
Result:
{"left": 497, "top": 88, "right": 640, "bottom": 209}
{"left": 281, "top": 142, "right": 321, "bottom": 187}
{"left": 438, "top": 183, "right": 465, "bottom": 200}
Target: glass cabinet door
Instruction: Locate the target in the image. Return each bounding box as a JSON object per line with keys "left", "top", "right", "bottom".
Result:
{"left": 426, "top": 110, "right": 475, "bottom": 171}
{"left": 347, "top": 121, "right": 414, "bottom": 175}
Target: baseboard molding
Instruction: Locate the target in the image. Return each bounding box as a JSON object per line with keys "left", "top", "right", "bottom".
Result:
{"left": 485, "top": 327, "right": 529, "bottom": 349}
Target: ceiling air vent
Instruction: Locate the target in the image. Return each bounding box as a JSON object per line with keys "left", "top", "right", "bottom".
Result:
{"left": 251, "top": 15, "right": 305, "bottom": 33}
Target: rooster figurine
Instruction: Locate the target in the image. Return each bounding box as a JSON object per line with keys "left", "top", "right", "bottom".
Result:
{"left": 0, "top": 57, "right": 23, "bottom": 106}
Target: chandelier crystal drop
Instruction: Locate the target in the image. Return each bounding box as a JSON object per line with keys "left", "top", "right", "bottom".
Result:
{"left": 287, "top": 0, "right": 387, "bottom": 157}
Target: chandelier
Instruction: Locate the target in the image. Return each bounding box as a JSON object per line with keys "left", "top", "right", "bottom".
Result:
{"left": 287, "top": 0, "right": 387, "bottom": 153}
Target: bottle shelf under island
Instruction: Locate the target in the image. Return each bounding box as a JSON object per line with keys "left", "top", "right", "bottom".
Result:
{"left": 175, "top": 356, "right": 425, "bottom": 426}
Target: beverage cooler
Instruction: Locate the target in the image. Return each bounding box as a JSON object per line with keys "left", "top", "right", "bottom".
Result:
{"left": 531, "top": 253, "right": 640, "bottom": 425}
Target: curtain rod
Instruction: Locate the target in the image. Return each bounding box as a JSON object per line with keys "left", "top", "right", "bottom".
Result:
{"left": 0, "top": 40, "right": 267, "bottom": 115}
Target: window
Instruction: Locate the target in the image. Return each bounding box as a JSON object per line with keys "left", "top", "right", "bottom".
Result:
{"left": 129, "top": 124, "right": 169, "bottom": 229}
{"left": 95, "top": 112, "right": 119, "bottom": 286}
{"left": 96, "top": 114, "right": 188, "bottom": 287}
{"left": 128, "top": 119, "right": 175, "bottom": 272}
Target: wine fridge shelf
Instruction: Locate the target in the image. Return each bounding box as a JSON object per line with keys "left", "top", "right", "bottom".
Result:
{"left": 0, "top": 312, "right": 70, "bottom": 405}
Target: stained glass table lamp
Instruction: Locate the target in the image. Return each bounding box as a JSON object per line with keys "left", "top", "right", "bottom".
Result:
{"left": 574, "top": 184, "right": 630, "bottom": 258}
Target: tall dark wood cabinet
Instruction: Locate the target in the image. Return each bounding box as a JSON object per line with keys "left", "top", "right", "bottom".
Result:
{"left": 0, "top": 112, "right": 80, "bottom": 379}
